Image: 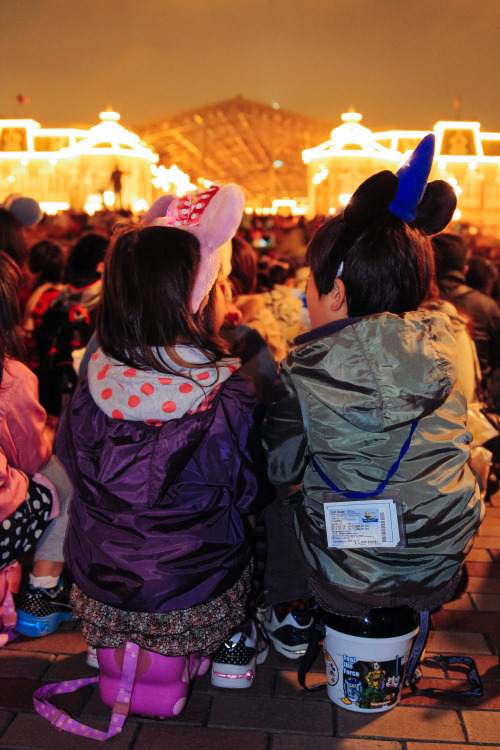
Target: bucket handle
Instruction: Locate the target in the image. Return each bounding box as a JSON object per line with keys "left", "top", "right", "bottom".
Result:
{"left": 406, "top": 611, "right": 483, "bottom": 698}
{"left": 297, "top": 610, "right": 326, "bottom": 692}
{"left": 412, "top": 655, "right": 483, "bottom": 698}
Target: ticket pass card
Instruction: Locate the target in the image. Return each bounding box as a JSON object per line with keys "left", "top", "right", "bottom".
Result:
{"left": 323, "top": 489, "right": 406, "bottom": 549}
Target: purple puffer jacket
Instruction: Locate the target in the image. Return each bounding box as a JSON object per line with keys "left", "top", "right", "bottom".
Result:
{"left": 56, "top": 372, "right": 274, "bottom": 613}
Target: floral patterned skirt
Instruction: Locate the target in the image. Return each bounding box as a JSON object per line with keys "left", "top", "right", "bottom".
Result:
{"left": 70, "top": 561, "right": 253, "bottom": 656}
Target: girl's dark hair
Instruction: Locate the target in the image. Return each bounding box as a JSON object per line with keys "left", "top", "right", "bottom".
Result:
{"left": 0, "top": 251, "right": 26, "bottom": 383}
{"left": 0, "top": 208, "right": 28, "bottom": 267}
{"left": 28, "top": 241, "right": 64, "bottom": 285}
{"left": 97, "top": 224, "right": 229, "bottom": 374}
{"left": 307, "top": 212, "right": 435, "bottom": 316}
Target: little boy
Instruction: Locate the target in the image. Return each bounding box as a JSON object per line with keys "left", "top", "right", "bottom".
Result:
{"left": 261, "top": 135, "right": 484, "bottom": 657}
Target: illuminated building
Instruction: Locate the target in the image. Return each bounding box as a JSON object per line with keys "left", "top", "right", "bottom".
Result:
{"left": 3, "top": 103, "right": 500, "bottom": 228}
{"left": 135, "top": 96, "right": 333, "bottom": 211}
{"left": 303, "top": 112, "right": 500, "bottom": 231}
{"left": 0, "top": 110, "right": 158, "bottom": 214}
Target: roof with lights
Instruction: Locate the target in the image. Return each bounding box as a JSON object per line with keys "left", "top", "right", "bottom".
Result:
{"left": 0, "top": 110, "right": 158, "bottom": 162}
{"left": 303, "top": 112, "right": 500, "bottom": 166}
{"left": 134, "top": 96, "right": 333, "bottom": 202}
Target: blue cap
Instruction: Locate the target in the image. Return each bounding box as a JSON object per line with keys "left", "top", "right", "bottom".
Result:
{"left": 2, "top": 194, "right": 43, "bottom": 226}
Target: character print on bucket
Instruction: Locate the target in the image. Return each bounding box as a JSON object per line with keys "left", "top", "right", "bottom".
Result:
{"left": 331, "top": 652, "right": 406, "bottom": 710}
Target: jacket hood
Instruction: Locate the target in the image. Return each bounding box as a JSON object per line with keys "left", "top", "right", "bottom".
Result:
{"left": 288, "top": 310, "right": 458, "bottom": 432}
{"left": 88, "top": 346, "right": 240, "bottom": 422}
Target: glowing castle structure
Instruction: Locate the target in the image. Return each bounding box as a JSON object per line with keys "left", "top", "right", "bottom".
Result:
{"left": 3, "top": 105, "right": 500, "bottom": 231}
{"left": 0, "top": 110, "right": 158, "bottom": 214}
{"left": 303, "top": 112, "right": 500, "bottom": 231}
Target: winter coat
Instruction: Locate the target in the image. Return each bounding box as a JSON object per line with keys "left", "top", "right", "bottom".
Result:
{"left": 438, "top": 270, "right": 500, "bottom": 380}
{"left": 0, "top": 357, "right": 52, "bottom": 525}
{"left": 233, "top": 293, "right": 288, "bottom": 362}
{"left": 263, "top": 311, "right": 484, "bottom": 616}
{"left": 421, "top": 298, "right": 481, "bottom": 405}
{"left": 57, "top": 347, "right": 274, "bottom": 614}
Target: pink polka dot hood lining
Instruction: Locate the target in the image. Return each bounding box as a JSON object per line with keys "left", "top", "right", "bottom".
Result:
{"left": 87, "top": 346, "right": 241, "bottom": 423}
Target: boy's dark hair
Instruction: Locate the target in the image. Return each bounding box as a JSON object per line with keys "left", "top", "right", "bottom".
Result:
{"left": 432, "top": 232, "right": 468, "bottom": 278}
{"left": 28, "top": 241, "right": 64, "bottom": 285}
{"left": 0, "top": 251, "right": 25, "bottom": 382}
{"left": 65, "top": 232, "right": 108, "bottom": 286}
{"left": 306, "top": 213, "right": 435, "bottom": 316}
{"left": 97, "top": 224, "right": 229, "bottom": 374}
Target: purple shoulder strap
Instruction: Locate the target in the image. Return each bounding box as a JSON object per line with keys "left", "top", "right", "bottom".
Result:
{"left": 33, "top": 641, "right": 140, "bottom": 741}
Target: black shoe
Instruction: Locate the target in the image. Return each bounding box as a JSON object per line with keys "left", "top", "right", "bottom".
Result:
{"left": 261, "top": 599, "right": 314, "bottom": 659}
{"left": 211, "top": 619, "right": 269, "bottom": 688}
{"left": 16, "top": 576, "right": 72, "bottom": 637}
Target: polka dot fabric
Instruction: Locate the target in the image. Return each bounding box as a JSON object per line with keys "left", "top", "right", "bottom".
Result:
{"left": 0, "top": 479, "right": 53, "bottom": 568}
{"left": 164, "top": 185, "right": 219, "bottom": 229}
{"left": 87, "top": 347, "right": 241, "bottom": 423}
{"left": 33, "top": 641, "right": 208, "bottom": 738}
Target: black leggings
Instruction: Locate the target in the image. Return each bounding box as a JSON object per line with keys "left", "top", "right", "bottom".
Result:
{"left": 0, "top": 477, "right": 53, "bottom": 569}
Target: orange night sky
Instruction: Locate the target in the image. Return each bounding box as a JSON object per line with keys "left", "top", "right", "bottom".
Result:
{"left": 2, "top": 0, "right": 500, "bottom": 134}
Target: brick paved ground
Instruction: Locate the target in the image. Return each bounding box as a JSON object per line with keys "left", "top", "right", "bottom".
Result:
{"left": 1, "top": 495, "right": 499, "bottom": 749}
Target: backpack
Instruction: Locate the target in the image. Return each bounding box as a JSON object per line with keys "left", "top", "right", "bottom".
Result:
{"left": 34, "top": 285, "right": 98, "bottom": 415}
{"left": 33, "top": 642, "right": 211, "bottom": 740}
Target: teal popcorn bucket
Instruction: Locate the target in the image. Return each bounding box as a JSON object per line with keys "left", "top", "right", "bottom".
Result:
{"left": 323, "top": 606, "right": 419, "bottom": 712}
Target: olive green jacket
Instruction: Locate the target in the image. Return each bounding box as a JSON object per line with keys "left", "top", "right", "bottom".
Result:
{"left": 263, "top": 311, "right": 484, "bottom": 615}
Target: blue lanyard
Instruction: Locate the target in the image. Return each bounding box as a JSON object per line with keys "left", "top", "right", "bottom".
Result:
{"left": 310, "top": 420, "right": 419, "bottom": 499}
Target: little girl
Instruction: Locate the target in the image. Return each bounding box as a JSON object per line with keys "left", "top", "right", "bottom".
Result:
{"left": 55, "top": 184, "right": 275, "bottom": 711}
{"left": 0, "top": 251, "right": 72, "bottom": 643}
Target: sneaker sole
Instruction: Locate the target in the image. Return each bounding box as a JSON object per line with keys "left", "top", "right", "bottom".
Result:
{"left": 267, "top": 632, "right": 308, "bottom": 659}
{"left": 15, "top": 611, "right": 73, "bottom": 637}
{"left": 211, "top": 644, "right": 269, "bottom": 689}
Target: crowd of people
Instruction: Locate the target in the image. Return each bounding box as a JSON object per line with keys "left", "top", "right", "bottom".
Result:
{"left": 1, "top": 134, "right": 499, "bottom": 730}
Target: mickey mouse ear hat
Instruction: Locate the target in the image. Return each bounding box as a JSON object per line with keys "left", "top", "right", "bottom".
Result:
{"left": 164, "top": 183, "right": 245, "bottom": 313}
{"left": 343, "top": 133, "right": 457, "bottom": 237}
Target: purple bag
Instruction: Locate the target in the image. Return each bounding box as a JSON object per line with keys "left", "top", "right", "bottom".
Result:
{"left": 33, "top": 641, "right": 211, "bottom": 741}
{"left": 0, "top": 561, "right": 21, "bottom": 647}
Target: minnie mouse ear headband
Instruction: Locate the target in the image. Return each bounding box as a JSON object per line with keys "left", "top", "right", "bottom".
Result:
{"left": 164, "top": 183, "right": 245, "bottom": 313}
{"left": 142, "top": 194, "right": 175, "bottom": 225}
{"left": 336, "top": 134, "right": 457, "bottom": 275}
